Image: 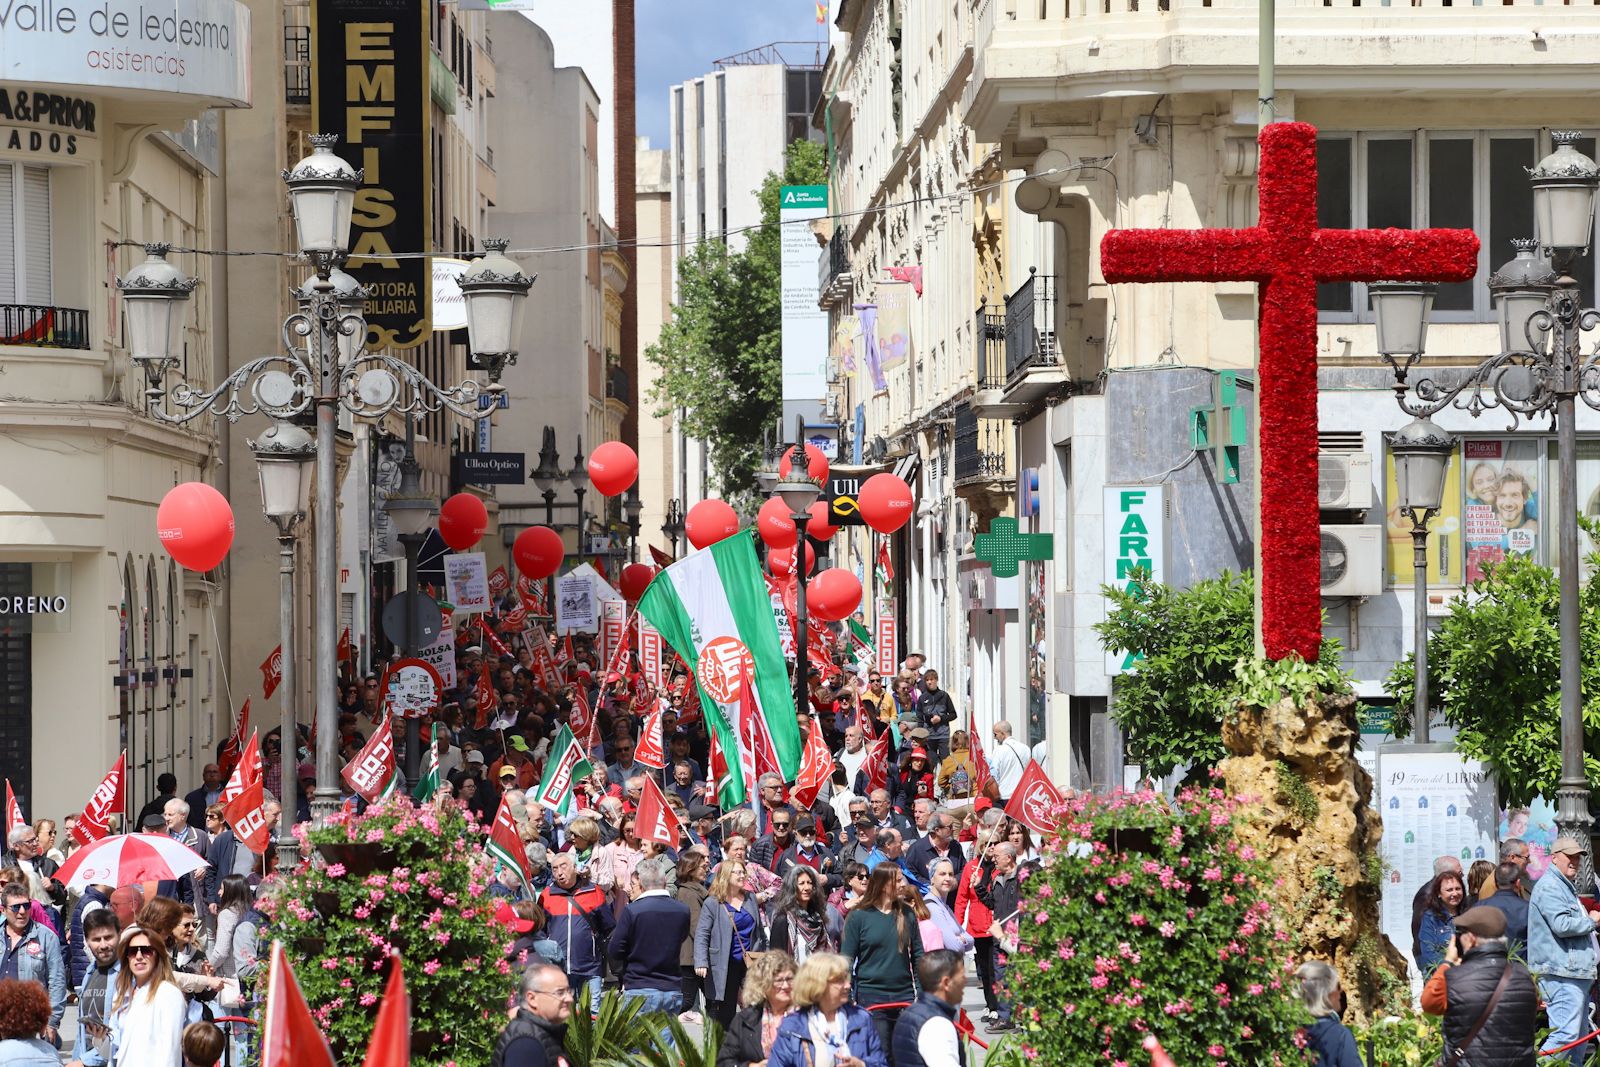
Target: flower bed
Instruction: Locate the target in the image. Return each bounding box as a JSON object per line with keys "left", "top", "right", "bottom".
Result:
{"left": 1005, "top": 788, "right": 1307, "bottom": 1066}
{"left": 268, "top": 795, "right": 517, "bottom": 1065}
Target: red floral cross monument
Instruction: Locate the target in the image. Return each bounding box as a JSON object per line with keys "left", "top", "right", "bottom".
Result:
{"left": 1100, "top": 121, "right": 1480, "bottom": 661}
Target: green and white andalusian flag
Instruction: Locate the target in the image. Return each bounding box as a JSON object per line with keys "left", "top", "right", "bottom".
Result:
{"left": 411, "top": 722, "right": 441, "bottom": 801}
{"left": 636, "top": 535, "right": 803, "bottom": 808}
{"left": 533, "top": 724, "right": 592, "bottom": 816}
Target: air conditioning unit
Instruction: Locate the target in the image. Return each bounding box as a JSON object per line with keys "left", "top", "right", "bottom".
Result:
{"left": 1317, "top": 451, "right": 1373, "bottom": 510}
{"left": 1320, "top": 524, "right": 1384, "bottom": 597}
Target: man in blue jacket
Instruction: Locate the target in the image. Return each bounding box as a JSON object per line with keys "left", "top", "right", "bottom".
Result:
{"left": 1484, "top": 862, "right": 1531, "bottom": 958}
{"left": 608, "top": 863, "right": 690, "bottom": 1015}
{"left": 538, "top": 852, "right": 614, "bottom": 1012}
{"left": 1529, "top": 836, "right": 1600, "bottom": 1064}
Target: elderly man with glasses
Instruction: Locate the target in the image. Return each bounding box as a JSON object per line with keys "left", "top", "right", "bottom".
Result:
{"left": 494, "top": 961, "right": 575, "bottom": 1067}
{"left": 0, "top": 881, "right": 64, "bottom": 1046}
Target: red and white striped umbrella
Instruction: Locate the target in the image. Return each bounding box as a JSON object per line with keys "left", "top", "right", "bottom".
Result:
{"left": 54, "top": 832, "right": 209, "bottom": 891}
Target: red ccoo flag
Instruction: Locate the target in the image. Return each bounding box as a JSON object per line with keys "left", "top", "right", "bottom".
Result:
{"left": 862, "top": 730, "right": 891, "bottom": 794}
{"left": 790, "top": 716, "right": 833, "bottom": 811}
{"left": 1005, "top": 760, "right": 1066, "bottom": 836}
{"left": 261, "top": 941, "right": 337, "bottom": 1067}
{"left": 261, "top": 645, "right": 283, "bottom": 700}
{"left": 219, "top": 699, "right": 252, "bottom": 780}
{"left": 968, "top": 711, "right": 994, "bottom": 798}
{"left": 485, "top": 795, "right": 533, "bottom": 886}
{"left": 4, "top": 781, "right": 24, "bottom": 838}
{"left": 635, "top": 705, "right": 666, "bottom": 769}
{"left": 361, "top": 953, "right": 411, "bottom": 1067}
{"left": 633, "top": 774, "right": 682, "bottom": 847}
{"left": 337, "top": 627, "right": 353, "bottom": 665}
{"left": 472, "top": 661, "right": 497, "bottom": 731}
{"left": 73, "top": 752, "right": 126, "bottom": 845}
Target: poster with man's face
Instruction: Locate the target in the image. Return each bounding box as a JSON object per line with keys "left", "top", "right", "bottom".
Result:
{"left": 1462, "top": 439, "right": 1541, "bottom": 583}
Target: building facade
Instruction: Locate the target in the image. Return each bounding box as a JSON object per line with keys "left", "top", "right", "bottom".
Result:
{"left": 0, "top": 0, "right": 252, "bottom": 818}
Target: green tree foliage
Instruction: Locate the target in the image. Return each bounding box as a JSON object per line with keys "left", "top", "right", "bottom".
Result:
{"left": 1095, "top": 570, "right": 1349, "bottom": 778}
{"left": 645, "top": 140, "right": 826, "bottom": 499}
{"left": 1386, "top": 539, "right": 1600, "bottom": 806}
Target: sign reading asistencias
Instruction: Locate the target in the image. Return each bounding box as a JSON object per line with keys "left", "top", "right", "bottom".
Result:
{"left": 312, "top": 0, "right": 432, "bottom": 350}
{"left": 0, "top": 0, "right": 251, "bottom": 107}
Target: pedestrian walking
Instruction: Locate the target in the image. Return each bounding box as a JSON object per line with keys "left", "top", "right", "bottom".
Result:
{"left": 492, "top": 962, "right": 573, "bottom": 1067}
{"left": 694, "top": 860, "right": 766, "bottom": 1030}
{"left": 609, "top": 862, "right": 691, "bottom": 1016}
{"left": 841, "top": 864, "right": 923, "bottom": 1058}
{"left": 0, "top": 979, "right": 58, "bottom": 1066}
{"left": 110, "top": 929, "right": 187, "bottom": 1067}
{"left": 717, "top": 950, "right": 796, "bottom": 1067}
{"left": 1529, "top": 837, "right": 1599, "bottom": 1065}
{"left": 1420, "top": 906, "right": 1537, "bottom": 1067}
{"left": 890, "top": 949, "right": 966, "bottom": 1067}
{"left": 1295, "top": 962, "right": 1361, "bottom": 1067}
{"left": 767, "top": 953, "right": 887, "bottom": 1067}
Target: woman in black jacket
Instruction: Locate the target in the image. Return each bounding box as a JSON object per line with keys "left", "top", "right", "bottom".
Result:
{"left": 716, "top": 950, "right": 797, "bottom": 1067}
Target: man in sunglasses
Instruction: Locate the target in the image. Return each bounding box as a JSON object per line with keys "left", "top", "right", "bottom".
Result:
{"left": 0, "top": 882, "right": 64, "bottom": 1045}
{"left": 750, "top": 809, "right": 796, "bottom": 874}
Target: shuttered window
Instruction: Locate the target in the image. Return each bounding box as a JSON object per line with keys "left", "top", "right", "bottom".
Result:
{"left": 0, "top": 163, "right": 51, "bottom": 304}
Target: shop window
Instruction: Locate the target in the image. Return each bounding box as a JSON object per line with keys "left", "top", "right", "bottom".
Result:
{"left": 0, "top": 163, "right": 51, "bottom": 305}
{"left": 0, "top": 565, "right": 31, "bottom": 807}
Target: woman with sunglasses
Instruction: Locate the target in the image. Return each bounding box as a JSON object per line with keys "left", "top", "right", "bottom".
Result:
{"left": 111, "top": 927, "right": 187, "bottom": 1067}
{"left": 135, "top": 899, "right": 225, "bottom": 1003}
{"left": 169, "top": 906, "right": 206, "bottom": 976}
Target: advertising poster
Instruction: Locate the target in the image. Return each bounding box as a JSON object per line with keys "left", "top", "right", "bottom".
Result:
{"left": 1461, "top": 439, "right": 1541, "bottom": 582}
{"left": 779, "top": 185, "right": 829, "bottom": 423}
{"left": 1384, "top": 448, "right": 1462, "bottom": 586}
{"left": 1500, "top": 798, "right": 1557, "bottom": 879}
{"left": 1374, "top": 747, "right": 1497, "bottom": 975}
{"left": 875, "top": 281, "right": 914, "bottom": 375}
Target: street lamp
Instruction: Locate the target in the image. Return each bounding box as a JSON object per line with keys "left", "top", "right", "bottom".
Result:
{"left": 662, "top": 499, "right": 685, "bottom": 558}
{"left": 384, "top": 451, "right": 435, "bottom": 783}
{"left": 1383, "top": 417, "right": 1457, "bottom": 745}
{"left": 249, "top": 419, "right": 315, "bottom": 872}
{"left": 458, "top": 238, "right": 535, "bottom": 388}
{"left": 1378, "top": 130, "right": 1600, "bottom": 880}
{"left": 623, "top": 486, "right": 643, "bottom": 563}
{"left": 125, "top": 132, "right": 524, "bottom": 824}
{"left": 531, "top": 427, "right": 563, "bottom": 526}
{"left": 570, "top": 436, "right": 589, "bottom": 551}
{"left": 774, "top": 416, "right": 824, "bottom": 718}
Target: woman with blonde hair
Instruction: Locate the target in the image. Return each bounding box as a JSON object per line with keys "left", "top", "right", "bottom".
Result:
{"left": 694, "top": 860, "right": 768, "bottom": 1029}
{"left": 767, "top": 953, "right": 886, "bottom": 1067}
{"left": 565, "top": 815, "right": 602, "bottom": 877}
{"left": 717, "top": 950, "right": 797, "bottom": 1067}
{"left": 111, "top": 927, "right": 187, "bottom": 1066}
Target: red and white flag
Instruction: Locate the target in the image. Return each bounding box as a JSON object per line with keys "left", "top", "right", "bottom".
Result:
{"left": 633, "top": 775, "right": 681, "bottom": 848}
{"left": 340, "top": 715, "right": 399, "bottom": 805}
{"left": 485, "top": 795, "right": 532, "bottom": 885}
{"left": 736, "top": 665, "right": 783, "bottom": 784}
{"left": 1005, "top": 760, "right": 1066, "bottom": 836}
{"left": 221, "top": 732, "right": 272, "bottom": 854}
{"left": 635, "top": 706, "right": 666, "bottom": 770}
{"left": 219, "top": 699, "right": 252, "bottom": 780}
{"left": 502, "top": 602, "right": 528, "bottom": 631}
{"left": 862, "top": 730, "right": 891, "bottom": 794}
{"left": 790, "top": 717, "right": 833, "bottom": 811}
{"left": 516, "top": 572, "right": 547, "bottom": 615}
{"left": 73, "top": 753, "right": 126, "bottom": 846}
{"left": 554, "top": 634, "right": 575, "bottom": 667}
{"left": 4, "top": 781, "right": 24, "bottom": 838}
{"left": 478, "top": 617, "right": 513, "bottom": 659}
{"left": 568, "top": 687, "right": 597, "bottom": 751}
{"left": 361, "top": 953, "right": 410, "bottom": 1067}
{"left": 221, "top": 732, "right": 263, "bottom": 806}
{"left": 261, "top": 941, "right": 337, "bottom": 1067}
{"left": 968, "top": 711, "right": 995, "bottom": 797}
{"left": 261, "top": 646, "right": 283, "bottom": 700}
{"left": 337, "top": 628, "right": 354, "bottom": 665}
{"left": 473, "top": 661, "right": 498, "bottom": 731}
{"left": 488, "top": 565, "right": 511, "bottom": 600}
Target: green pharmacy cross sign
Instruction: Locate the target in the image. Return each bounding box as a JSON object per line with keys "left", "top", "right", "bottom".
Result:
{"left": 974, "top": 517, "right": 1053, "bottom": 578}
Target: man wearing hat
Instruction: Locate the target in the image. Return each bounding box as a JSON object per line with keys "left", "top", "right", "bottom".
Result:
{"left": 1421, "top": 905, "right": 1537, "bottom": 1065}
{"left": 1530, "top": 837, "right": 1600, "bottom": 1064}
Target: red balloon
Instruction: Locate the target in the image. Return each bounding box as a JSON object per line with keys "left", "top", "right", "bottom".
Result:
{"left": 685, "top": 499, "right": 740, "bottom": 550}
{"left": 513, "top": 526, "right": 565, "bottom": 580}
{"left": 806, "top": 500, "right": 838, "bottom": 540}
{"left": 157, "top": 482, "right": 235, "bottom": 572}
{"left": 619, "top": 563, "right": 657, "bottom": 602}
{"left": 778, "top": 443, "right": 830, "bottom": 485}
{"left": 438, "top": 492, "right": 489, "bottom": 551}
{"left": 767, "top": 542, "right": 815, "bottom": 578}
{"left": 859, "top": 473, "right": 914, "bottom": 534}
{"left": 757, "top": 497, "right": 798, "bottom": 549}
{"left": 809, "top": 568, "right": 862, "bottom": 622}
{"left": 587, "top": 442, "right": 639, "bottom": 497}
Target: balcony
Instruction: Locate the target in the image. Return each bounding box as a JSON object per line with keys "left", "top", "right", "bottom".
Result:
{"left": 970, "top": 303, "right": 1024, "bottom": 419}
{"left": 973, "top": 269, "right": 1068, "bottom": 413}
{"left": 954, "top": 401, "right": 1015, "bottom": 523}
{"left": 605, "top": 366, "right": 630, "bottom": 407}
{"left": 818, "top": 228, "right": 853, "bottom": 310}
{"left": 0, "top": 305, "right": 90, "bottom": 351}
{"left": 284, "top": 24, "right": 310, "bottom": 107}
{"left": 964, "top": 0, "right": 1600, "bottom": 142}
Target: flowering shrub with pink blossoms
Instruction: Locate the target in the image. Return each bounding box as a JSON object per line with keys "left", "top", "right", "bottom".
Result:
{"left": 268, "top": 794, "right": 517, "bottom": 1065}
{"left": 1005, "top": 788, "right": 1308, "bottom": 1067}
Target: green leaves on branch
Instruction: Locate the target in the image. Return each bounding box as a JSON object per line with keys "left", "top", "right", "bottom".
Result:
{"left": 1384, "top": 530, "right": 1600, "bottom": 807}
{"left": 1094, "top": 569, "right": 1349, "bottom": 778}
{"left": 644, "top": 140, "right": 826, "bottom": 500}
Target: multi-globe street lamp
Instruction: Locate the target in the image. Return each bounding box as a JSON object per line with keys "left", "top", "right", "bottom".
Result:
{"left": 119, "top": 132, "right": 531, "bottom": 824}
{"left": 1373, "top": 131, "right": 1600, "bottom": 881}
{"left": 772, "top": 416, "right": 825, "bottom": 719}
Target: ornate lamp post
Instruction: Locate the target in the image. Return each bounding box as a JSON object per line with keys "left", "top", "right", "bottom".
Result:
{"left": 622, "top": 487, "right": 643, "bottom": 563}
{"left": 121, "top": 133, "right": 528, "bottom": 822}
{"left": 662, "top": 499, "right": 685, "bottom": 558}
{"left": 1382, "top": 417, "right": 1457, "bottom": 744}
{"left": 248, "top": 420, "right": 315, "bottom": 870}
{"left": 531, "top": 428, "right": 564, "bottom": 526}
{"left": 1373, "top": 130, "right": 1600, "bottom": 880}
{"left": 383, "top": 450, "right": 436, "bottom": 782}
{"left": 773, "top": 416, "right": 824, "bottom": 718}
{"left": 569, "top": 437, "right": 589, "bottom": 551}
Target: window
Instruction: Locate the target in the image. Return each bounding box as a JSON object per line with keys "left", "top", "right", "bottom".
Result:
{"left": 0, "top": 163, "right": 51, "bottom": 304}
{"left": 1317, "top": 131, "right": 1537, "bottom": 321}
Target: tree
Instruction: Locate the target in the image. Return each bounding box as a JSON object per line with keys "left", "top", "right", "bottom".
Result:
{"left": 1095, "top": 570, "right": 1348, "bottom": 778}
{"left": 1385, "top": 541, "right": 1600, "bottom": 806}
{"left": 646, "top": 140, "right": 827, "bottom": 499}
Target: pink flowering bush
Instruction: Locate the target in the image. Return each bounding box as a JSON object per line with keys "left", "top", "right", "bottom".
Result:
{"left": 267, "top": 794, "right": 516, "bottom": 1065}
{"left": 1006, "top": 788, "right": 1307, "bottom": 1067}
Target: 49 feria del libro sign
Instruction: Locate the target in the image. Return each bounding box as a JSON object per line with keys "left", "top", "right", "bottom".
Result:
{"left": 0, "top": 0, "right": 251, "bottom": 108}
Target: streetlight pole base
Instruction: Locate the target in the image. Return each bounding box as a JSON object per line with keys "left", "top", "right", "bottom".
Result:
{"left": 1556, "top": 780, "right": 1595, "bottom": 892}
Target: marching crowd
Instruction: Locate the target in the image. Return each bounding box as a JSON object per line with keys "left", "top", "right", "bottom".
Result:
{"left": 0, "top": 624, "right": 1052, "bottom": 1067}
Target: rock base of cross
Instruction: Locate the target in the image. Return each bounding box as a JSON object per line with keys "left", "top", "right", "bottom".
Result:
{"left": 1219, "top": 690, "right": 1408, "bottom": 1021}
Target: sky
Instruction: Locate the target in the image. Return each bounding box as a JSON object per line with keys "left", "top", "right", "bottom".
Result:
{"left": 634, "top": 0, "right": 828, "bottom": 149}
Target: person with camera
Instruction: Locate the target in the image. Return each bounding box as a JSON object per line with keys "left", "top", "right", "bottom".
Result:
{"left": 1421, "top": 905, "right": 1537, "bottom": 1067}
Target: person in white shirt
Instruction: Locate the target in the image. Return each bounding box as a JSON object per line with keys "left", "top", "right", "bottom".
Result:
{"left": 988, "top": 721, "right": 1032, "bottom": 802}
{"left": 110, "top": 927, "right": 187, "bottom": 1067}
{"left": 891, "top": 949, "right": 965, "bottom": 1067}
{"left": 835, "top": 726, "right": 869, "bottom": 791}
